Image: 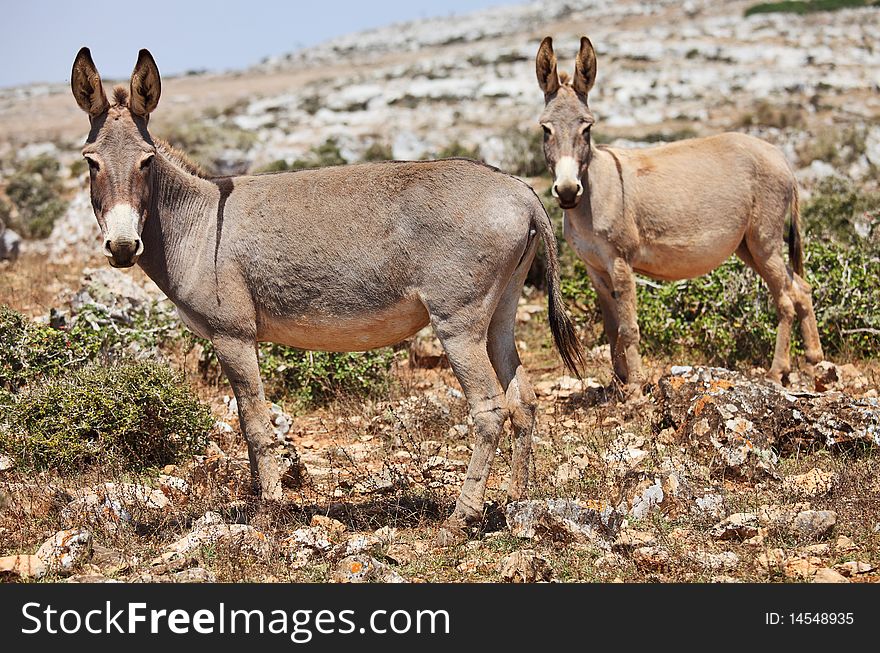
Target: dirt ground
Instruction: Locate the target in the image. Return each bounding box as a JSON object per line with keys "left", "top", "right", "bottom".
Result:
{"left": 1, "top": 252, "right": 878, "bottom": 584}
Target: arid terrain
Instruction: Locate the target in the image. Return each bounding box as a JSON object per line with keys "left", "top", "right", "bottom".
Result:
{"left": 1, "top": 0, "right": 879, "bottom": 583}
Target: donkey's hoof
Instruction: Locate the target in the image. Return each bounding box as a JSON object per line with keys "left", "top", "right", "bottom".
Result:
{"left": 624, "top": 382, "right": 645, "bottom": 401}
{"left": 259, "top": 485, "right": 283, "bottom": 502}
{"left": 280, "top": 455, "right": 309, "bottom": 489}
{"left": 435, "top": 524, "right": 469, "bottom": 548}
{"left": 765, "top": 370, "right": 788, "bottom": 386}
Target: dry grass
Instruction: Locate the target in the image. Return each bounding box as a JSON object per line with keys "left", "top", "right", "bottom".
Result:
{"left": 1, "top": 260, "right": 878, "bottom": 584}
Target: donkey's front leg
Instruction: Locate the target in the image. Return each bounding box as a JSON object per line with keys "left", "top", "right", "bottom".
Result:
{"left": 212, "top": 335, "right": 293, "bottom": 501}
{"left": 609, "top": 258, "right": 645, "bottom": 399}
{"left": 585, "top": 264, "right": 627, "bottom": 384}
{"left": 434, "top": 331, "right": 509, "bottom": 546}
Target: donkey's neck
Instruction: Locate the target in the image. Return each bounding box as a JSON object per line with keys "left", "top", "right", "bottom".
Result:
{"left": 582, "top": 144, "right": 625, "bottom": 224}
{"left": 137, "top": 153, "right": 219, "bottom": 300}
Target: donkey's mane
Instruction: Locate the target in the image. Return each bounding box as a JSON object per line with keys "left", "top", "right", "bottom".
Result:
{"left": 111, "top": 86, "right": 129, "bottom": 107}
{"left": 155, "top": 139, "right": 208, "bottom": 178}
{"left": 558, "top": 71, "right": 572, "bottom": 86}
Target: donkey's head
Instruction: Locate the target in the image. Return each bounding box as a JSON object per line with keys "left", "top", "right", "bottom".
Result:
{"left": 71, "top": 48, "right": 161, "bottom": 268}
{"left": 536, "top": 36, "right": 597, "bottom": 209}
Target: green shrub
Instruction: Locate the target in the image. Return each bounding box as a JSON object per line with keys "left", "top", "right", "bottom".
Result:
{"left": 254, "top": 139, "right": 348, "bottom": 174}
{"left": 797, "top": 126, "right": 867, "bottom": 168}
{"left": 0, "top": 301, "right": 188, "bottom": 393}
{"left": 160, "top": 119, "right": 256, "bottom": 175}
{"left": 69, "top": 159, "right": 88, "bottom": 179}
{"left": 3, "top": 154, "right": 68, "bottom": 239}
{"left": 0, "top": 361, "right": 212, "bottom": 471}
{"left": 801, "top": 177, "right": 880, "bottom": 245}
{"left": 72, "top": 300, "right": 186, "bottom": 360}
{"left": 502, "top": 127, "right": 546, "bottom": 177}
{"left": 437, "top": 141, "right": 481, "bottom": 160}
{"left": 0, "top": 306, "right": 101, "bottom": 392}
{"left": 806, "top": 240, "right": 880, "bottom": 358}
{"left": 259, "top": 345, "right": 394, "bottom": 408}
{"left": 252, "top": 159, "right": 293, "bottom": 174}
{"left": 303, "top": 138, "right": 347, "bottom": 168}
{"left": 744, "top": 0, "right": 878, "bottom": 17}
{"left": 737, "top": 100, "right": 805, "bottom": 130}
{"left": 362, "top": 142, "right": 395, "bottom": 162}
{"left": 198, "top": 340, "right": 394, "bottom": 408}
{"left": 560, "top": 239, "right": 880, "bottom": 365}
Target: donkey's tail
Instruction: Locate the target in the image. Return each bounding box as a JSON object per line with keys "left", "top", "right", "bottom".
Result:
{"left": 531, "top": 202, "right": 587, "bottom": 379}
{"left": 789, "top": 186, "right": 804, "bottom": 278}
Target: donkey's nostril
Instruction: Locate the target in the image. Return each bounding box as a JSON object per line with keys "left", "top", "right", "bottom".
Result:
{"left": 103, "top": 239, "right": 113, "bottom": 256}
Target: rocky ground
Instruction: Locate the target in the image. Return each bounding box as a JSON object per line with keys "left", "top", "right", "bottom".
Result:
{"left": 1, "top": 0, "right": 879, "bottom": 583}
{"left": 0, "top": 256, "right": 878, "bottom": 583}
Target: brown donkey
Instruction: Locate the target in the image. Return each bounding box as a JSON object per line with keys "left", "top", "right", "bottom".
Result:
{"left": 535, "top": 36, "right": 823, "bottom": 397}
{"left": 71, "top": 48, "right": 585, "bottom": 543}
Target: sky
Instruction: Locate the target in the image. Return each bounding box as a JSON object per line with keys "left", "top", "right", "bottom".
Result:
{"left": 0, "top": 0, "right": 515, "bottom": 89}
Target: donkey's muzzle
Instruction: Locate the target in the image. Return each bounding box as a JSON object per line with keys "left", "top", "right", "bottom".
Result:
{"left": 553, "top": 182, "right": 583, "bottom": 209}
{"left": 105, "top": 238, "right": 143, "bottom": 268}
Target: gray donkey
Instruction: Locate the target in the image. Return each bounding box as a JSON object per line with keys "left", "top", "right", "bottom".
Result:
{"left": 71, "top": 48, "right": 585, "bottom": 543}
{"left": 536, "top": 36, "right": 823, "bottom": 398}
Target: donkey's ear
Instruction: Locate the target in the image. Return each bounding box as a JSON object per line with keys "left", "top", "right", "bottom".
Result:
{"left": 536, "top": 37, "right": 560, "bottom": 98}
{"left": 71, "top": 47, "right": 109, "bottom": 117}
{"left": 573, "top": 36, "right": 597, "bottom": 97}
{"left": 129, "top": 49, "right": 161, "bottom": 117}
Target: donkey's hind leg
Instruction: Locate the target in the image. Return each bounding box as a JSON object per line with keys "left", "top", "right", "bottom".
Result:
{"left": 792, "top": 272, "right": 824, "bottom": 368}
{"left": 737, "top": 241, "right": 822, "bottom": 381}
{"left": 487, "top": 268, "right": 537, "bottom": 502}
{"left": 740, "top": 240, "right": 797, "bottom": 384}
{"left": 433, "top": 324, "right": 509, "bottom": 545}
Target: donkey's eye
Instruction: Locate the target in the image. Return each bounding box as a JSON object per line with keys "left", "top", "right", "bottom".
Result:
{"left": 541, "top": 124, "right": 552, "bottom": 137}
{"left": 139, "top": 155, "right": 154, "bottom": 170}
{"left": 86, "top": 157, "right": 100, "bottom": 172}
{"left": 581, "top": 125, "right": 592, "bottom": 137}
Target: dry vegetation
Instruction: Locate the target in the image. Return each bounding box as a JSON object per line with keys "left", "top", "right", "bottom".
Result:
{"left": 1, "top": 246, "right": 879, "bottom": 583}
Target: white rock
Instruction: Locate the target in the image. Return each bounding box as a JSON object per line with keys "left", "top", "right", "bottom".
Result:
{"left": 36, "top": 528, "right": 93, "bottom": 575}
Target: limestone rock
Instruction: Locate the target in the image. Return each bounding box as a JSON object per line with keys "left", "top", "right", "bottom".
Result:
{"left": 498, "top": 550, "right": 552, "bottom": 583}
{"left": 0, "top": 554, "right": 46, "bottom": 579}
{"left": 632, "top": 546, "right": 670, "bottom": 572}
{"left": 35, "top": 528, "right": 93, "bottom": 575}
{"left": 62, "top": 482, "right": 170, "bottom": 532}
{"left": 506, "top": 498, "right": 623, "bottom": 544}
{"left": 783, "top": 468, "right": 836, "bottom": 498}
{"left": 687, "top": 550, "right": 740, "bottom": 572}
{"left": 835, "top": 561, "right": 874, "bottom": 577}
{"left": 613, "top": 529, "right": 657, "bottom": 552}
{"left": 155, "top": 513, "right": 270, "bottom": 567}
{"left": 655, "top": 366, "right": 879, "bottom": 478}
{"left": 710, "top": 513, "right": 760, "bottom": 541}
{"left": 812, "top": 567, "right": 850, "bottom": 583}
{"left": 331, "top": 555, "right": 408, "bottom": 583}
{"left": 793, "top": 510, "right": 837, "bottom": 541}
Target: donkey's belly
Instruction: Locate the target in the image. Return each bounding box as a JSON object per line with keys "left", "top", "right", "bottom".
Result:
{"left": 257, "top": 297, "right": 431, "bottom": 352}
{"left": 634, "top": 232, "right": 743, "bottom": 281}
